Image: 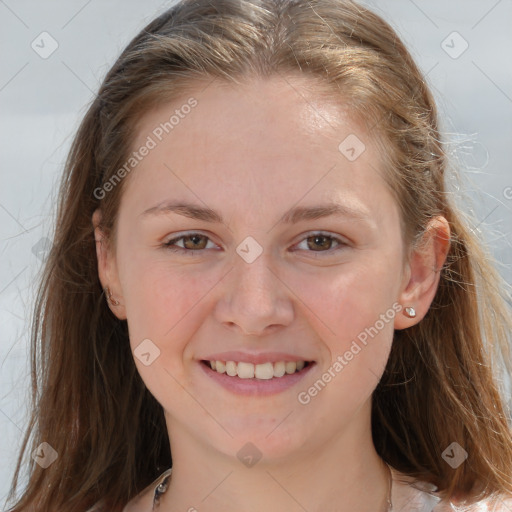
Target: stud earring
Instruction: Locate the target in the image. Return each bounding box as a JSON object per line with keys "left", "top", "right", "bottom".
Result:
{"left": 404, "top": 307, "right": 417, "bottom": 318}
{"left": 104, "top": 286, "right": 120, "bottom": 306}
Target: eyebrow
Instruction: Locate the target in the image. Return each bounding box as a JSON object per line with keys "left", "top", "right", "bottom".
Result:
{"left": 139, "top": 201, "right": 371, "bottom": 225}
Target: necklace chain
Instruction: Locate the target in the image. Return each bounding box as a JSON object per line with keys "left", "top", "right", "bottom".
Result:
{"left": 385, "top": 462, "right": 394, "bottom": 512}
{"left": 153, "top": 464, "right": 394, "bottom": 511}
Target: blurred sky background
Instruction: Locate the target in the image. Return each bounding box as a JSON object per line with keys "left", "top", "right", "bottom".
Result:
{"left": 1, "top": 0, "right": 511, "bottom": 505}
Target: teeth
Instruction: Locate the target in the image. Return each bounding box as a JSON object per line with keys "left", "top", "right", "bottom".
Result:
{"left": 208, "top": 360, "right": 308, "bottom": 379}
{"left": 254, "top": 362, "right": 274, "bottom": 380}
{"left": 237, "top": 361, "right": 255, "bottom": 379}
{"left": 285, "top": 362, "right": 297, "bottom": 374}
{"left": 273, "top": 361, "right": 285, "bottom": 378}
{"left": 226, "top": 361, "right": 237, "bottom": 377}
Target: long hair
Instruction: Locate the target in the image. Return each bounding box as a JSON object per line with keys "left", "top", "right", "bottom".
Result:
{"left": 7, "top": 1, "right": 512, "bottom": 510}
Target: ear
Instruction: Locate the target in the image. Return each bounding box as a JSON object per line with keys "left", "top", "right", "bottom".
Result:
{"left": 394, "top": 216, "right": 451, "bottom": 330}
{"left": 92, "top": 209, "right": 127, "bottom": 320}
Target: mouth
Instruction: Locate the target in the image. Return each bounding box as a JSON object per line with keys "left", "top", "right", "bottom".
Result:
{"left": 199, "top": 358, "right": 315, "bottom": 396}
{"left": 201, "top": 359, "right": 312, "bottom": 379}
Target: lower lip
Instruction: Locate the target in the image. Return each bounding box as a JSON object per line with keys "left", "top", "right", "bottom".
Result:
{"left": 199, "top": 361, "right": 316, "bottom": 396}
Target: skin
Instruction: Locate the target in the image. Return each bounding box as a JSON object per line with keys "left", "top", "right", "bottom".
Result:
{"left": 93, "top": 75, "right": 450, "bottom": 512}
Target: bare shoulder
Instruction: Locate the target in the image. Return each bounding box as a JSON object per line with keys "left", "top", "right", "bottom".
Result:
{"left": 433, "top": 494, "right": 512, "bottom": 511}
{"left": 471, "top": 494, "right": 512, "bottom": 511}
{"left": 489, "top": 495, "right": 512, "bottom": 511}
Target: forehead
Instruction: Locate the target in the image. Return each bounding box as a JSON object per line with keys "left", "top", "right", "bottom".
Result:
{"left": 122, "top": 75, "right": 394, "bottom": 224}
{"left": 132, "top": 74, "right": 352, "bottom": 152}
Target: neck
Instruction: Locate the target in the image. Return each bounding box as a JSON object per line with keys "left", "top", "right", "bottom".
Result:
{"left": 160, "top": 406, "right": 390, "bottom": 512}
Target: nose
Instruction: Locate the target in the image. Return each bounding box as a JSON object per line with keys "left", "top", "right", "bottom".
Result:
{"left": 214, "top": 252, "right": 294, "bottom": 336}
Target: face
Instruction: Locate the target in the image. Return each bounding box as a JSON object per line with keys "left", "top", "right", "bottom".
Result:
{"left": 99, "top": 75, "right": 411, "bottom": 463}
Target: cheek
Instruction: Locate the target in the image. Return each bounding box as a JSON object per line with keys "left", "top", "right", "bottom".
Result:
{"left": 119, "top": 255, "right": 224, "bottom": 405}
{"left": 291, "top": 255, "right": 401, "bottom": 343}
{"left": 287, "top": 255, "right": 400, "bottom": 403}
{"left": 119, "top": 251, "right": 221, "bottom": 355}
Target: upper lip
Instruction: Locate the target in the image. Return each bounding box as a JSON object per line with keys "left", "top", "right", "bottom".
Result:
{"left": 201, "top": 351, "right": 314, "bottom": 365}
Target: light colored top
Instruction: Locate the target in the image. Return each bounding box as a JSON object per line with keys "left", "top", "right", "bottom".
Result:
{"left": 86, "top": 465, "right": 512, "bottom": 511}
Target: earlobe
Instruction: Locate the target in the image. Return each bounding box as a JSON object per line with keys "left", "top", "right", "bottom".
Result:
{"left": 394, "top": 216, "right": 451, "bottom": 330}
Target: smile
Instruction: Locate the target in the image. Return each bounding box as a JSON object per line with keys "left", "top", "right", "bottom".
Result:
{"left": 205, "top": 360, "right": 310, "bottom": 379}
{"left": 199, "top": 359, "right": 315, "bottom": 396}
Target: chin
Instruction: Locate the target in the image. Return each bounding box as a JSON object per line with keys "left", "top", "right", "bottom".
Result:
{"left": 212, "top": 417, "right": 313, "bottom": 464}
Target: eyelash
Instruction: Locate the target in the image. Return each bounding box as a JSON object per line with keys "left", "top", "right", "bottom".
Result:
{"left": 162, "top": 231, "right": 347, "bottom": 256}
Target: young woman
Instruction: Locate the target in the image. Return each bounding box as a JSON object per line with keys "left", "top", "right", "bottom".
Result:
{"left": 7, "top": 0, "right": 512, "bottom": 511}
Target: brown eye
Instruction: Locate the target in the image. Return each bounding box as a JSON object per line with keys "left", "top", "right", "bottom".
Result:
{"left": 181, "top": 234, "right": 208, "bottom": 250}
{"left": 164, "top": 233, "right": 213, "bottom": 253}
{"left": 306, "top": 234, "right": 335, "bottom": 251}
{"left": 294, "top": 232, "right": 345, "bottom": 254}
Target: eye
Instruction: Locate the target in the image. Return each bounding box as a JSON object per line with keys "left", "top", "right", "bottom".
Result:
{"left": 162, "top": 231, "right": 347, "bottom": 256}
{"left": 163, "top": 232, "right": 217, "bottom": 254}
{"left": 294, "top": 232, "right": 347, "bottom": 254}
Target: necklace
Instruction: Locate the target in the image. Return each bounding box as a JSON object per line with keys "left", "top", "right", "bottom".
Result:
{"left": 153, "top": 463, "right": 394, "bottom": 511}
{"left": 153, "top": 471, "right": 171, "bottom": 509}
{"left": 385, "top": 462, "right": 394, "bottom": 512}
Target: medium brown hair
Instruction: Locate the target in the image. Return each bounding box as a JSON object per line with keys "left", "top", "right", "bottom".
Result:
{"left": 7, "top": 0, "right": 512, "bottom": 510}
